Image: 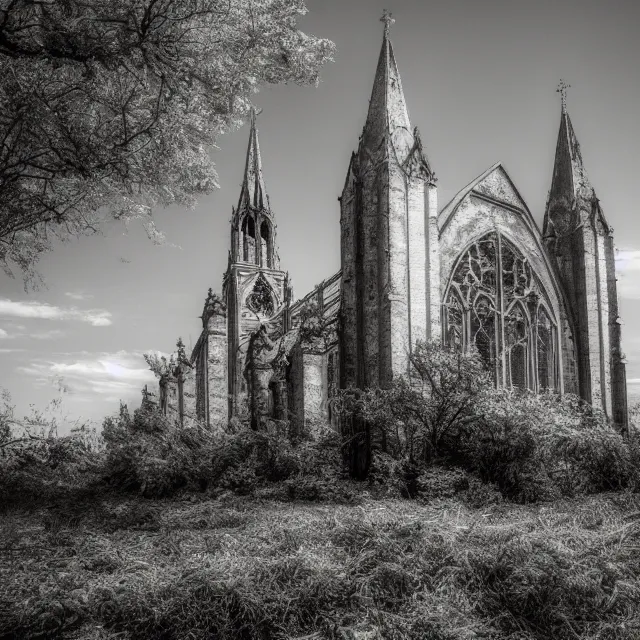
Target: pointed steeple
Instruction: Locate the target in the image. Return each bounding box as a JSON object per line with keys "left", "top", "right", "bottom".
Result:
{"left": 362, "top": 11, "right": 411, "bottom": 152}
{"left": 548, "top": 81, "right": 594, "bottom": 208}
{"left": 238, "top": 108, "right": 269, "bottom": 212}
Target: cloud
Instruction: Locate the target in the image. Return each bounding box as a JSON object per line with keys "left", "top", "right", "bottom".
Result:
{"left": 616, "top": 250, "right": 640, "bottom": 272}
{"left": 65, "top": 292, "right": 94, "bottom": 301}
{"left": 30, "top": 329, "right": 66, "bottom": 340}
{"left": 615, "top": 249, "right": 640, "bottom": 300}
{"left": 0, "top": 298, "right": 112, "bottom": 327}
{"left": 0, "top": 326, "right": 64, "bottom": 341}
{"left": 17, "top": 351, "right": 156, "bottom": 401}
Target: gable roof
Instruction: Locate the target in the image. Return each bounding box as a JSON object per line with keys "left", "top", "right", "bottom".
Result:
{"left": 438, "top": 162, "right": 538, "bottom": 236}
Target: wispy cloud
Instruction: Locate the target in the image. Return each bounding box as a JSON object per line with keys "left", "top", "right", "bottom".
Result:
{"left": 30, "top": 329, "right": 66, "bottom": 340}
{"left": 0, "top": 326, "right": 64, "bottom": 341}
{"left": 18, "top": 351, "right": 156, "bottom": 403}
{"left": 0, "top": 298, "right": 112, "bottom": 327}
{"left": 615, "top": 249, "right": 640, "bottom": 300}
{"left": 65, "top": 292, "right": 94, "bottom": 301}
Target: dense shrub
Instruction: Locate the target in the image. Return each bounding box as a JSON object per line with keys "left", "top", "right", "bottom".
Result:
{"left": 452, "top": 389, "right": 638, "bottom": 502}
{"left": 0, "top": 392, "right": 103, "bottom": 507}
{"left": 333, "top": 340, "right": 490, "bottom": 480}
{"left": 334, "top": 343, "right": 640, "bottom": 503}
{"left": 102, "top": 404, "right": 351, "bottom": 500}
{"left": 102, "top": 403, "right": 268, "bottom": 497}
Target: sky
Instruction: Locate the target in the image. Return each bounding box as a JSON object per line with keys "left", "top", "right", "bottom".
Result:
{"left": 1, "top": 0, "right": 640, "bottom": 431}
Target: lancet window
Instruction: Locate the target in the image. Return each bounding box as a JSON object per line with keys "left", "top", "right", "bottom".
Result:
{"left": 260, "top": 220, "right": 272, "bottom": 268}
{"left": 443, "top": 233, "right": 558, "bottom": 391}
{"left": 241, "top": 214, "right": 275, "bottom": 268}
{"left": 242, "top": 215, "right": 256, "bottom": 263}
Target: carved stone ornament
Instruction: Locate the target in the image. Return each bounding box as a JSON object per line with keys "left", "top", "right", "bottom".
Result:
{"left": 247, "top": 273, "right": 275, "bottom": 317}
{"left": 203, "top": 288, "right": 227, "bottom": 321}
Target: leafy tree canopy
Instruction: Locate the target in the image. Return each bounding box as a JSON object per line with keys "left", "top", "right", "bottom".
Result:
{"left": 0, "top": 0, "right": 334, "bottom": 284}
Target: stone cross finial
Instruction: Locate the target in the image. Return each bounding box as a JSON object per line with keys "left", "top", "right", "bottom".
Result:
{"left": 557, "top": 79, "right": 571, "bottom": 114}
{"left": 380, "top": 9, "right": 395, "bottom": 37}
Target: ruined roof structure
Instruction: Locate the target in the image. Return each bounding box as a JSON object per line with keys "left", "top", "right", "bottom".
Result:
{"left": 155, "top": 17, "right": 628, "bottom": 434}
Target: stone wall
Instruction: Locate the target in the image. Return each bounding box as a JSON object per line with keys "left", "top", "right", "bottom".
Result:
{"left": 180, "top": 364, "right": 197, "bottom": 426}
{"left": 302, "top": 351, "right": 325, "bottom": 434}
{"left": 206, "top": 305, "right": 228, "bottom": 430}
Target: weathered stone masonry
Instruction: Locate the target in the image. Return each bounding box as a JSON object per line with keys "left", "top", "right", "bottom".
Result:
{"left": 155, "top": 18, "right": 628, "bottom": 433}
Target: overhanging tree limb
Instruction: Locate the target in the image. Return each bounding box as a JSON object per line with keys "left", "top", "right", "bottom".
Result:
{"left": 0, "top": 0, "right": 334, "bottom": 285}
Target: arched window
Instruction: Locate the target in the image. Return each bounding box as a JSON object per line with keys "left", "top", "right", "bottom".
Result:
{"left": 537, "top": 306, "right": 555, "bottom": 391}
{"left": 471, "top": 295, "right": 497, "bottom": 374}
{"left": 260, "top": 220, "right": 272, "bottom": 268}
{"left": 444, "top": 232, "right": 558, "bottom": 392}
{"left": 444, "top": 290, "right": 464, "bottom": 352}
{"left": 505, "top": 303, "right": 529, "bottom": 390}
{"left": 242, "top": 215, "right": 256, "bottom": 263}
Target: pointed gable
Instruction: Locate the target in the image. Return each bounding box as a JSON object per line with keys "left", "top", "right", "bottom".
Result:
{"left": 474, "top": 164, "right": 529, "bottom": 211}
{"left": 439, "top": 163, "right": 532, "bottom": 233}
{"left": 238, "top": 108, "right": 269, "bottom": 212}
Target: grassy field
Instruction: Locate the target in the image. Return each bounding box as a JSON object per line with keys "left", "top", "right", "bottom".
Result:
{"left": 2, "top": 487, "right": 640, "bottom": 640}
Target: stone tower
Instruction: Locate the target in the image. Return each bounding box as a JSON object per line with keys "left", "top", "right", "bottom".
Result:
{"left": 224, "top": 109, "right": 288, "bottom": 418}
{"left": 543, "top": 85, "right": 628, "bottom": 428}
{"left": 339, "top": 14, "right": 440, "bottom": 390}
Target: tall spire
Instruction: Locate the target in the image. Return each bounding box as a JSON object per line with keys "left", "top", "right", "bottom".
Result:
{"left": 548, "top": 81, "right": 593, "bottom": 209}
{"left": 238, "top": 108, "right": 269, "bottom": 212}
{"left": 362, "top": 11, "right": 411, "bottom": 151}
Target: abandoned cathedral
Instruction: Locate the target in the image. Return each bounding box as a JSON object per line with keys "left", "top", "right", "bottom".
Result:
{"left": 152, "top": 18, "right": 628, "bottom": 433}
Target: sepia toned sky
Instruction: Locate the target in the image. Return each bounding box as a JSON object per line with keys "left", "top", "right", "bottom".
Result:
{"left": 2, "top": 0, "right": 640, "bottom": 430}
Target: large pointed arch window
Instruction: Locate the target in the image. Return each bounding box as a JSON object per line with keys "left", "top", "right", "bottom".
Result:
{"left": 444, "top": 232, "right": 558, "bottom": 391}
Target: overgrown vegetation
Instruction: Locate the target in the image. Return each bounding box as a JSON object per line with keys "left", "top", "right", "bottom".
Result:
{"left": 334, "top": 341, "right": 640, "bottom": 503}
{"left": 3, "top": 341, "right": 640, "bottom": 638}
{"left": 2, "top": 491, "right": 640, "bottom": 639}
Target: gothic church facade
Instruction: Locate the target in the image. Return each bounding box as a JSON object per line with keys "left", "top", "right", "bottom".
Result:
{"left": 158, "top": 20, "right": 628, "bottom": 432}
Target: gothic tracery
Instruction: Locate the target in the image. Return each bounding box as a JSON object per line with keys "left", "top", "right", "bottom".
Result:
{"left": 444, "top": 233, "right": 558, "bottom": 391}
{"left": 246, "top": 273, "right": 275, "bottom": 317}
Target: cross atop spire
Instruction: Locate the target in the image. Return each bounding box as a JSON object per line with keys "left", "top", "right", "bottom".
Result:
{"left": 380, "top": 9, "right": 395, "bottom": 38}
{"left": 557, "top": 79, "right": 571, "bottom": 114}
